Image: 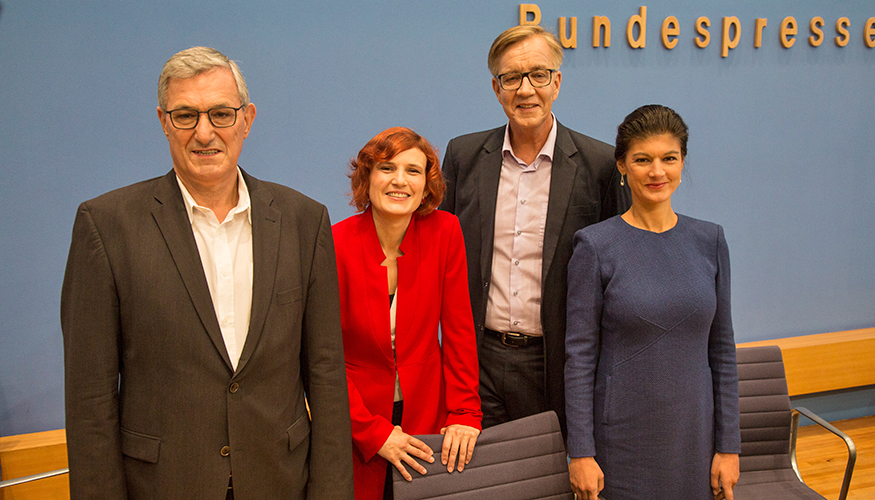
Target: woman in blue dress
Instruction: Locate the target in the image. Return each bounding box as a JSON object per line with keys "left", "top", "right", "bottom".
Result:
{"left": 565, "top": 105, "right": 740, "bottom": 500}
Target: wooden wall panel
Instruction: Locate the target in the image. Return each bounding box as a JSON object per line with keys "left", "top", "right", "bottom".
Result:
{"left": 0, "top": 429, "right": 69, "bottom": 500}
{"left": 738, "top": 328, "right": 875, "bottom": 396}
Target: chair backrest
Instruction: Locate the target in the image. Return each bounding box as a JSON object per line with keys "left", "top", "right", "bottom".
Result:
{"left": 392, "top": 411, "right": 573, "bottom": 500}
{"left": 736, "top": 345, "right": 793, "bottom": 474}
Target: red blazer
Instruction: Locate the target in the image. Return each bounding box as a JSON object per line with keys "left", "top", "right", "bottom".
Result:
{"left": 333, "top": 208, "right": 482, "bottom": 499}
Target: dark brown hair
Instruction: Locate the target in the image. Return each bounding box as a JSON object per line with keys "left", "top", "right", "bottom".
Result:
{"left": 615, "top": 104, "right": 689, "bottom": 162}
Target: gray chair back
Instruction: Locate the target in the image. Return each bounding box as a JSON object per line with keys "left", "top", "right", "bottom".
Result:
{"left": 737, "top": 345, "right": 793, "bottom": 475}
{"left": 735, "top": 345, "right": 827, "bottom": 499}
{"left": 393, "top": 411, "right": 573, "bottom": 500}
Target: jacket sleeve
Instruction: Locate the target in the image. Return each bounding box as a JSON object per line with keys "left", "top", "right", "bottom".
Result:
{"left": 564, "top": 229, "right": 603, "bottom": 458}
{"left": 346, "top": 371, "right": 395, "bottom": 461}
{"left": 301, "top": 206, "right": 355, "bottom": 499}
{"left": 709, "top": 225, "right": 741, "bottom": 454}
{"left": 439, "top": 218, "right": 482, "bottom": 430}
{"left": 61, "top": 203, "right": 128, "bottom": 499}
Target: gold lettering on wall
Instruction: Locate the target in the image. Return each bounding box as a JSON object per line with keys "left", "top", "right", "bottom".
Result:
{"left": 781, "top": 16, "right": 798, "bottom": 48}
{"left": 661, "top": 16, "right": 679, "bottom": 49}
{"left": 520, "top": 4, "right": 541, "bottom": 26}
{"left": 560, "top": 17, "right": 578, "bottom": 48}
{"left": 722, "top": 17, "right": 741, "bottom": 57}
{"left": 755, "top": 18, "right": 768, "bottom": 48}
{"left": 627, "top": 6, "right": 647, "bottom": 48}
{"left": 515, "top": 5, "right": 875, "bottom": 54}
{"left": 836, "top": 17, "right": 850, "bottom": 47}
{"left": 809, "top": 17, "right": 824, "bottom": 47}
{"left": 866, "top": 17, "right": 875, "bottom": 48}
{"left": 593, "top": 16, "right": 611, "bottom": 47}
{"left": 695, "top": 17, "right": 711, "bottom": 48}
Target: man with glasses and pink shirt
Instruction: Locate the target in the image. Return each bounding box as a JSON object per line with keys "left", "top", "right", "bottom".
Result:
{"left": 440, "top": 25, "right": 630, "bottom": 437}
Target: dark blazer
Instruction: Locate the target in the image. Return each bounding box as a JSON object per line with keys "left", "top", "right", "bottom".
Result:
{"left": 439, "top": 122, "right": 630, "bottom": 435}
{"left": 61, "top": 169, "right": 353, "bottom": 499}
{"left": 333, "top": 209, "right": 481, "bottom": 499}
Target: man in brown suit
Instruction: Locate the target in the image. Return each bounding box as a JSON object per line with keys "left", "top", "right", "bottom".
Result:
{"left": 61, "top": 47, "right": 353, "bottom": 499}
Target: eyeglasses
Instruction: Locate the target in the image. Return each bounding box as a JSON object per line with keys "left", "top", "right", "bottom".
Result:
{"left": 163, "top": 105, "right": 245, "bottom": 130}
{"left": 495, "top": 69, "right": 557, "bottom": 91}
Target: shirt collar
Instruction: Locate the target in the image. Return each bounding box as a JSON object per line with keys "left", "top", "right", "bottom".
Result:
{"left": 502, "top": 113, "right": 558, "bottom": 167}
{"left": 176, "top": 167, "right": 252, "bottom": 224}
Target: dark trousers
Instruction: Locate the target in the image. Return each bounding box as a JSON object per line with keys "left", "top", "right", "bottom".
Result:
{"left": 382, "top": 400, "right": 404, "bottom": 500}
{"left": 478, "top": 331, "right": 548, "bottom": 428}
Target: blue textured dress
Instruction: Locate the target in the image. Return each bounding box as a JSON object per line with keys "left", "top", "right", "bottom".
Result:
{"left": 565, "top": 214, "right": 740, "bottom": 500}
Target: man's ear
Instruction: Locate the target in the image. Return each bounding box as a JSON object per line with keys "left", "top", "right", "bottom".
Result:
{"left": 157, "top": 107, "right": 170, "bottom": 137}
{"left": 551, "top": 70, "right": 561, "bottom": 100}
{"left": 492, "top": 77, "right": 502, "bottom": 100}
{"left": 242, "top": 103, "right": 257, "bottom": 139}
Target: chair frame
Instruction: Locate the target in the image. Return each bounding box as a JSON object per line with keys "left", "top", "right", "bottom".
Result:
{"left": 0, "top": 467, "right": 68, "bottom": 490}
{"left": 790, "top": 407, "right": 856, "bottom": 500}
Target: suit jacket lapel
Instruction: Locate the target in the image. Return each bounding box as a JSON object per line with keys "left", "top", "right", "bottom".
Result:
{"left": 151, "top": 170, "right": 233, "bottom": 370}
{"left": 542, "top": 122, "right": 578, "bottom": 288}
{"left": 236, "top": 171, "right": 281, "bottom": 375}
{"left": 477, "top": 128, "right": 505, "bottom": 283}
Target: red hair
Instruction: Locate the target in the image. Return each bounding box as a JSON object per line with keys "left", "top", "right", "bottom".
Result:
{"left": 348, "top": 127, "right": 446, "bottom": 215}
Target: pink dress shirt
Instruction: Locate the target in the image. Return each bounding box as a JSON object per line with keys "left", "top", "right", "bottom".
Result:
{"left": 485, "top": 117, "right": 558, "bottom": 336}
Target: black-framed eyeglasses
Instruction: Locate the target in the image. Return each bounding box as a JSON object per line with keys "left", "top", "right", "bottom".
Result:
{"left": 495, "top": 69, "right": 557, "bottom": 91}
{"left": 163, "top": 105, "right": 245, "bottom": 130}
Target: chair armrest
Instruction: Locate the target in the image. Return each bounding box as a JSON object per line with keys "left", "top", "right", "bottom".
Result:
{"left": 0, "top": 467, "right": 68, "bottom": 489}
{"left": 790, "top": 407, "right": 856, "bottom": 500}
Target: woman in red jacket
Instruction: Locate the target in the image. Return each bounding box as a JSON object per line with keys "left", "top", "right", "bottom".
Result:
{"left": 333, "top": 127, "right": 482, "bottom": 500}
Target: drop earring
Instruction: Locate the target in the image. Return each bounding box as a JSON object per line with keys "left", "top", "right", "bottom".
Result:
{"left": 620, "top": 174, "right": 625, "bottom": 186}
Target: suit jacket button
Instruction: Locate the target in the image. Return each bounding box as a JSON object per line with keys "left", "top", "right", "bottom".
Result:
{"left": 229, "top": 382, "right": 239, "bottom": 393}
{"left": 220, "top": 446, "right": 231, "bottom": 457}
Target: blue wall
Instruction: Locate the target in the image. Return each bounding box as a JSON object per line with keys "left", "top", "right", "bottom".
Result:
{"left": 1, "top": 1, "right": 873, "bottom": 436}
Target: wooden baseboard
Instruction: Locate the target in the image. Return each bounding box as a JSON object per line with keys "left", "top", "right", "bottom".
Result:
{"left": 0, "top": 429, "right": 69, "bottom": 500}
{"left": 738, "top": 327, "right": 875, "bottom": 396}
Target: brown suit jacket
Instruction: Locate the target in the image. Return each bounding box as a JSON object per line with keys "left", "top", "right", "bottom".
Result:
{"left": 440, "top": 122, "right": 631, "bottom": 437}
{"left": 61, "top": 169, "right": 353, "bottom": 499}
